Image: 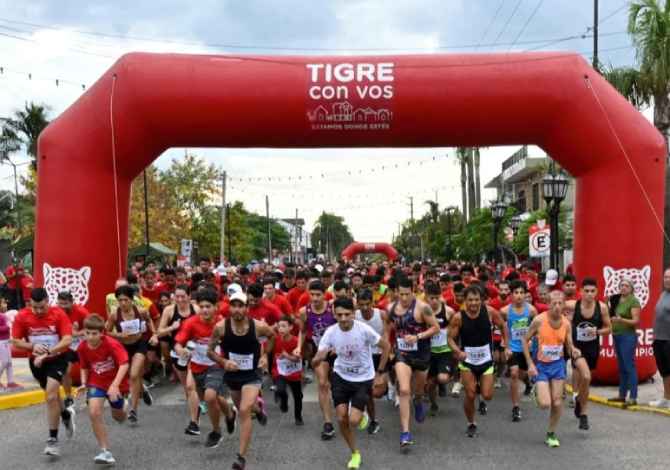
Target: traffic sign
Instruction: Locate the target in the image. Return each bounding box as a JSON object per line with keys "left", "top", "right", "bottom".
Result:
{"left": 528, "top": 220, "right": 550, "bottom": 257}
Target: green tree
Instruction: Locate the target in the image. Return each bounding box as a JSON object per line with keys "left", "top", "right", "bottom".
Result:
{"left": 311, "top": 211, "right": 354, "bottom": 260}
{"left": 602, "top": 0, "right": 670, "bottom": 266}
{"left": 394, "top": 203, "right": 463, "bottom": 262}
{"left": 246, "top": 212, "right": 290, "bottom": 261}
{"left": 4, "top": 102, "right": 50, "bottom": 162}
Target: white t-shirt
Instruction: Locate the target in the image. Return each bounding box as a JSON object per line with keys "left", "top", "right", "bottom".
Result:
{"left": 355, "top": 308, "right": 384, "bottom": 355}
{"left": 318, "top": 320, "right": 381, "bottom": 382}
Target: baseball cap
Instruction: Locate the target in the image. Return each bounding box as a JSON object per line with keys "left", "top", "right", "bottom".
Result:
{"left": 229, "top": 292, "right": 247, "bottom": 305}
{"left": 314, "top": 264, "right": 324, "bottom": 273}
{"left": 545, "top": 269, "right": 559, "bottom": 286}
{"left": 227, "top": 283, "right": 243, "bottom": 296}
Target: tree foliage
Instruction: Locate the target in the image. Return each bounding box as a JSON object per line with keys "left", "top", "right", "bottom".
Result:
{"left": 311, "top": 212, "right": 354, "bottom": 259}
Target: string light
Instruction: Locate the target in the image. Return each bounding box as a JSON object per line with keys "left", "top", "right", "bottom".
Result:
{"left": 0, "top": 64, "right": 87, "bottom": 90}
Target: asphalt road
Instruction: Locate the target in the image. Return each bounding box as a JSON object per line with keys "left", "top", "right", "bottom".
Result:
{"left": 1, "top": 381, "right": 666, "bottom": 470}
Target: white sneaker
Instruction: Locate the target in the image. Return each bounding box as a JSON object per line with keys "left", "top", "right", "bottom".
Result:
{"left": 63, "top": 406, "right": 76, "bottom": 439}
{"left": 568, "top": 393, "right": 576, "bottom": 408}
{"left": 451, "top": 382, "right": 463, "bottom": 397}
{"left": 649, "top": 398, "right": 670, "bottom": 408}
{"left": 494, "top": 379, "right": 502, "bottom": 389}
{"left": 386, "top": 386, "right": 396, "bottom": 402}
{"left": 94, "top": 449, "right": 116, "bottom": 465}
{"left": 44, "top": 438, "right": 60, "bottom": 457}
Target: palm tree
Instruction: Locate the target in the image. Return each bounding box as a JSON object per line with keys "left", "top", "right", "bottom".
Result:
{"left": 602, "top": 0, "right": 670, "bottom": 266}
{"left": 457, "top": 147, "right": 469, "bottom": 221}
{"left": 425, "top": 199, "right": 439, "bottom": 224}
{"left": 5, "top": 102, "right": 50, "bottom": 164}
{"left": 474, "top": 147, "right": 482, "bottom": 210}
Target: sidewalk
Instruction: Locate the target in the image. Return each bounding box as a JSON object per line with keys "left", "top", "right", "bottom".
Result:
{"left": 0, "top": 357, "right": 47, "bottom": 410}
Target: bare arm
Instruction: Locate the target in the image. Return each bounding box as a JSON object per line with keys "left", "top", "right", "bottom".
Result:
{"left": 207, "top": 322, "right": 228, "bottom": 369}
{"left": 418, "top": 303, "right": 439, "bottom": 340}
{"left": 598, "top": 302, "right": 612, "bottom": 336}
{"left": 157, "top": 305, "right": 176, "bottom": 337}
{"left": 448, "top": 313, "right": 464, "bottom": 360}
{"left": 523, "top": 316, "right": 541, "bottom": 369}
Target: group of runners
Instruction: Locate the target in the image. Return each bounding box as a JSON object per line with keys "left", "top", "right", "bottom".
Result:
{"left": 6, "top": 259, "right": 633, "bottom": 468}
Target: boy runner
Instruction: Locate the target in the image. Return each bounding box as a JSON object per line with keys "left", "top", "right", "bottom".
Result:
{"left": 77, "top": 314, "right": 129, "bottom": 465}
{"left": 271, "top": 315, "right": 304, "bottom": 425}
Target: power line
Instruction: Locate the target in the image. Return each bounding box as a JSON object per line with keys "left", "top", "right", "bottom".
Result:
{"left": 476, "top": 0, "right": 507, "bottom": 49}
{"left": 509, "top": 0, "right": 546, "bottom": 51}
{"left": 492, "top": 0, "right": 524, "bottom": 47}
{"left": 0, "top": 16, "right": 623, "bottom": 53}
{"left": 598, "top": 2, "right": 629, "bottom": 26}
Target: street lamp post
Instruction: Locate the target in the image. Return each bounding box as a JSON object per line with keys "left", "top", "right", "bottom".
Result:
{"left": 542, "top": 164, "right": 570, "bottom": 270}
{"left": 510, "top": 214, "right": 522, "bottom": 237}
{"left": 491, "top": 199, "right": 508, "bottom": 265}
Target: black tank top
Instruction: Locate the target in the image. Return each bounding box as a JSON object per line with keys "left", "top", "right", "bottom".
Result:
{"left": 390, "top": 299, "right": 431, "bottom": 357}
{"left": 459, "top": 305, "right": 492, "bottom": 348}
{"left": 436, "top": 303, "right": 449, "bottom": 329}
{"left": 223, "top": 317, "right": 260, "bottom": 378}
{"left": 572, "top": 300, "right": 603, "bottom": 346}
{"left": 168, "top": 303, "right": 196, "bottom": 341}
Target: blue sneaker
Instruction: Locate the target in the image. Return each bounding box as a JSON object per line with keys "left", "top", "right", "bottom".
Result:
{"left": 414, "top": 400, "right": 427, "bottom": 423}
{"left": 400, "top": 431, "right": 414, "bottom": 448}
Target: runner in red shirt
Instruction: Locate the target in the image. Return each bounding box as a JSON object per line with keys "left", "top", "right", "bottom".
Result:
{"left": 246, "top": 284, "right": 282, "bottom": 326}
{"left": 77, "top": 314, "right": 129, "bottom": 465}
{"left": 488, "top": 280, "right": 512, "bottom": 389}
{"left": 11, "top": 287, "right": 74, "bottom": 456}
{"left": 56, "top": 291, "right": 90, "bottom": 408}
{"left": 141, "top": 270, "right": 166, "bottom": 305}
{"left": 287, "top": 271, "right": 308, "bottom": 313}
{"left": 562, "top": 274, "right": 580, "bottom": 302}
{"left": 270, "top": 315, "right": 304, "bottom": 425}
{"left": 262, "top": 277, "right": 292, "bottom": 316}
{"left": 174, "top": 288, "right": 236, "bottom": 447}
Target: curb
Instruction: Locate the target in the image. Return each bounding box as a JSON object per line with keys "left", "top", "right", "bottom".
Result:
{"left": 566, "top": 385, "right": 670, "bottom": 418}
{"left": 0, "top": 387, "right": 65, "bottom": 411}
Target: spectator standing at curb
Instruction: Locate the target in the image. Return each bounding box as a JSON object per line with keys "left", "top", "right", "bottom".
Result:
{"left": 651, "top": 268, "right": 670, "bottom": 409}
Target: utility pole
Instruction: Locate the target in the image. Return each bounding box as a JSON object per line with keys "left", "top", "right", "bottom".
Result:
{"left": 265, "top": 195, "right": 272, "bottom": 263}
{"left": 593, "top": 0, "right": 599, "bottom": 70}
{"left": 143, "top": 169, "right": 150, "bottom": 259}
{"left": 294, "top": 208, "right": 299, "bottom": 263}
{"left": 226, "top": 203, "right": 232, "bottom": 262}
{"left": 219, "top": 170, "right": 227, "bottom": 265}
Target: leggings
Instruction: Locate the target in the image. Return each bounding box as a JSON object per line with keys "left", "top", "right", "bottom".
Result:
{"left": 275, "top": 377, "right": 303, "bottom": 419}
{"left": 0, "top": 340, "right": 14, "bottom": 384}
{"left": 613, "top": 334, "right": 638, "bottom": 400}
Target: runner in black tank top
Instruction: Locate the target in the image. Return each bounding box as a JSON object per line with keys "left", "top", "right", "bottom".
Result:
{"left": 565, "top": 278, "right": 612, "bottom": 431}
{"left": 448, "top": 285, "right": 508, "bottom": 438}
{"left": 386, "top": 277, "right": 439, "bottom": 450}
{"left": 209, "top": 291, "right": 275, "bottom": 470}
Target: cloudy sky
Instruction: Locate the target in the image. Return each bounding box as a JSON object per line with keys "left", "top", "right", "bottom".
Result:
{"left": 0, "top": 1, "right": 643, "bottom": 244}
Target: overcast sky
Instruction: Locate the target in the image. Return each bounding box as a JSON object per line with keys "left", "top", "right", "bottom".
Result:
{"left": 0, "top": 1, "right": 643, "bottom": 243}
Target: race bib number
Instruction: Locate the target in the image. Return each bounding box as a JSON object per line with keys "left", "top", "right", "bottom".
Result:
{"left": 464, "top": 345, "right": 492, "bottom": 366}
{"left": 69, "top": 336, "right": 82, "bottom": 351}
{"left": 28, "top": 334, "right": 59, "bottom": 348}
{"left": 431, "top": 329, "right": 448, "bottom": 348}
{"left": 229, "top": 352, "right": 254, "bottom": 371}
{"left": 397, "top": 337, "right": 418, "bottom": 352}
{"left": 576, "top": 325, "right": 597, "bottom": 342}
{"left": 120, "top": 319, "right": 141, "bottom": 335}
{"left": 192, "top": 341, "right": 215, "bottom": 366}
{"left": 277, "top": 357, "right": 303, "bottom": 376}
{"left": 511, "top": 327, "right": 528, "bottom": 341}
{"left": 542, "top": 345, "right": 563, "bottom": 361}
{"left": 342, "top": 363, "right": 361, "bottom": 376}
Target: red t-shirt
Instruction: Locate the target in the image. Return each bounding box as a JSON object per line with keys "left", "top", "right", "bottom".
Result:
{"left": 287, "top": 287, "right": 306, "bottom": 312}
{"left": 64, "top": 304, "right": 90, "bottom": 329}
{"left": 248, "top": 299, "right": 282, "bottom": 326}
{"left": 78, "top": 336, "right": 129, "bottom": 392}
{"left": 217, "top": 299, "right": 230, "bottom": 318}
{"left": 297, "top": 291, "right": 333, "bottom": 312}
{"left": 12, "top": 306, "right": 72, "bottom": 358}
{"left": 534, "top": 302, "right": 549, "bottom": 314}
{"left": 376, "top": 296, "right": 390, "bottom": 311}
{"left": 142, "top": 284, "right": 166, "bottom": 305}
{"left": 175, "top": 314, "right": 222, "bottom": 374}
{"left": 488, "top": 296, "right": 511, "bottom": 312}
{"left": 267, "top": 294, "right": 292, "bottom": 316}
{"left": 272, "top": 334, "right": 302, "bottom": 381}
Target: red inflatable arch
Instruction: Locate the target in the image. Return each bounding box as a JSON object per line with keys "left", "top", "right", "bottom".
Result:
{"left": 341, "top": 242, "right": 399, "bottom": 261}
{"left": 36, "top": 52, "right": 665, "bottom": 384}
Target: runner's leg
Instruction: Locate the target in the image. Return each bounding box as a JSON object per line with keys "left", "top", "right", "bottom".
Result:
{"left": 315, "top": 362, "right": 333, "bottom": 425}
{"left": 394, "top": 361, "right": 412, "bottom": 432}
{"left": 88, "top": 397, "right": 110, "bottom": 450}
{"left": 129, "top": 353, "right": 145, "bottom": 412}
{"left": 238, "top": 384, "right": 261, "bottom": 459}
{"left": 45, "top": 376, "right": 63, "bottom": 434}
{"left": 574, "top": 358, "right": 591, "bottom": 416}
{"left": 461, "top": 370, "right": 477, "bottom": 423}
{"left": 548, "top": 379, "right": 564, "bottom": 433}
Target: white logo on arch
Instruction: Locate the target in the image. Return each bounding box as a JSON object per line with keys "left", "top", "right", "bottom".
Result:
{"left": 602, "top": 265, "right": 651, "bottom": 309}
{"left": 43, "top": 263, "right": 92, "bottom": 306}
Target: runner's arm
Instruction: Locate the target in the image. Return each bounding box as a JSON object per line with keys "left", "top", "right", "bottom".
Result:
{"left": 447, "top": 313, "right": 464, "bottom": 359}
{"left": 565, "top": 325, "right": 581, "bottom": 359}
{"left": 418, "top": 303, "right": 439, "bottom": 339}
{"left": 156, "top": 306, "right": 175, "bottom": 337}
{"left": 207, "top": 322, "right": 228, "bottom": 368}
{"left": 564, "top": 300, "right": 576, "bottom": 322}
{"left": 522, "top": 316, "right": 541, "bottom": 367}
{"left": 598, "top": 302, "right": 612, "bottom": 336}
{"left": 105, "top": 311, "right": 124, "bottom": 340}
{"left": 490, "top": 307, "right": 509, "bottom": 351}
{"left": 376, "top": 336, "right": 391, "bottom": 372}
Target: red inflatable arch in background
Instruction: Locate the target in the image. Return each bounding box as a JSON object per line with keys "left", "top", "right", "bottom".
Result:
{"left": 341, "top": 242, "right": 399, "bottom": 262}
{"left": 35, "top": 52, "right": 665, "bottom": 384}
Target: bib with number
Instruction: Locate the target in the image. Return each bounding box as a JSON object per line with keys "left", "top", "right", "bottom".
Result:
{"left": 431, "top": 329, "right": 448, "bottom": 348}
{"left": 229, "top": 352, "right": 254, "bottom": 371}
{"left": 120, "top": 319, "right": 141, "bottom": 335}
{"left": 511, "top": 327, "right": 529, "bottom": 341}
{"left": 28, "top": 334, "right": 59, "bottom": 348}
{"left": 277, "top": 357, "right": 303, "bottom": 376}
{"left": 69, "top": 336, "right": 82, "bottom": 351}
{"left": 397, "top": 337, "right": 418, "bottom": 352}
{"left": 464, "top": 345, "right": 492, "bottom": 366}
{"left": 576, "top": 325, "right": 597, "bottom": 342}
{"left": 192, "top": 341, "right": 215, "bottom": 366}
{"left": 541, "top": 344, "right": 563, "bottom": 361}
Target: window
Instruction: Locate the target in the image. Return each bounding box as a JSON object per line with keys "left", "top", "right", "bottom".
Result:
{"left": 516, "top": 190, "right": 526, "bottom": 213}
{"left": 532, "top": 183, "right": 540, "bottom": 211}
